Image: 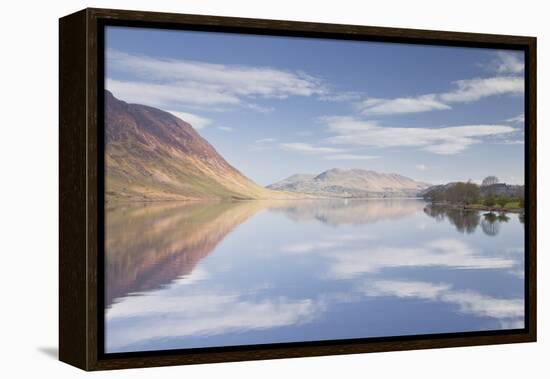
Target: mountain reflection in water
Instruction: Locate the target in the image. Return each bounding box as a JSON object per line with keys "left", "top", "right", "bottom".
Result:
{"left": 105, "top": 199, "right": 525, "bottom": 353}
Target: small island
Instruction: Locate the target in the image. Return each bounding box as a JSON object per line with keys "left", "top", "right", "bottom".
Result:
{"left": 422, "top": 176, "right": 525, "bottom": 214}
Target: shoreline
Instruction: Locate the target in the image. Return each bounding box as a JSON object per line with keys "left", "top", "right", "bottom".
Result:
{"left": 427, "top": 201, "right": 524, "bottom": 214}
{"left": 106, "top": 195, "right": 427, "bottom": 205}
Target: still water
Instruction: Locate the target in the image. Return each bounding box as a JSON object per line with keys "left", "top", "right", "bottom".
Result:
{"left": 104, "top": 199, "right": 525, "bottom": 353}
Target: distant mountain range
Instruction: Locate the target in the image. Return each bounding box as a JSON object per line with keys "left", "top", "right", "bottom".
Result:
{"left": 105, "top": 91, "right": 292, "bottom": 201}
{"left": 268, "top": 168, "right": 430, "bottom": 198}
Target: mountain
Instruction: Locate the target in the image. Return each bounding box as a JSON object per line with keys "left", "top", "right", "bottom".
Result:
{"left": 105, "top": 91, "right": 289, "bottom": 201}
{"left": 268, "top": 168, "right": 430, "bottom": 198}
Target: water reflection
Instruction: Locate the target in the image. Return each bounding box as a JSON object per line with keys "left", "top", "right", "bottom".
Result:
{"left": 423, "top": 204, "right": 514, "bottom": 237}
{"left": 273, "top": 198, "right": 424, "bottom": 225}
{"left": 362, "top": 280, "right": 523, "bottom": 321}
{"left": 105, "top": 199, "right": 525, "bottom": 353}
{"left": 105, "top": 201, "right": 267, "bottom": 307}
{"left": 480, "top": 212, "right": 509, "bottom": 236}
{"left": 423, "top": 205, "right": 480, "bottom": 234}
{"left": 106, "top": 199, "right": 424, "bottom": 307}
{"left": 302, "top": 238, "right": 518, "bottom": 279}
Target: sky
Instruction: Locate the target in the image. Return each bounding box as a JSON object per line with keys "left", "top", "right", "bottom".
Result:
{"left": 105, "top": 26, "right": 525, "bottom": 186}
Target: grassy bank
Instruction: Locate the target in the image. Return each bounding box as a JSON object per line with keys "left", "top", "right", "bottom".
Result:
{"left": 430, "top": 201, "right": 524, "bottom": 213}
{"left": 464, "top": 202, "right": 523, "bottom": 213}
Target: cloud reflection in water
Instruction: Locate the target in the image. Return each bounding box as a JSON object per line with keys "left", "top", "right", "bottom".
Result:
{"left": 105, "top": 199, "right": 525, "bottom": 352}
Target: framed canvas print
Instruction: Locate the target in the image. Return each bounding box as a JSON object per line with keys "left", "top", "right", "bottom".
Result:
{"left": 59, "top": 8, "right": 536, "bottom": 371}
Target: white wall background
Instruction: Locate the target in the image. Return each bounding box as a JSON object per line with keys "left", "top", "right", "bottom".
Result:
{"left": 0, "top": 0, "right": 546, "bottom": 377}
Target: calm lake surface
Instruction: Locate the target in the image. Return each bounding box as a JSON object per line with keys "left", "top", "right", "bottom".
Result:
{"left": 104, "top": 199, "right": 525, "bottom": 353}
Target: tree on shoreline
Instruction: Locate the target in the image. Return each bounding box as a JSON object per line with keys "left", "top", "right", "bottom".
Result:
{"left": 423, "top": 180, "right": 523, "bottom": 209}
{"left": 445, "top": 182, "right": 480, "bottom": 204}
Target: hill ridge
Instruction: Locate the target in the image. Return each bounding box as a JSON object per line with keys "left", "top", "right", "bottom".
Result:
{"left": 268, "top": 168, "right": 430, "bottom": 198}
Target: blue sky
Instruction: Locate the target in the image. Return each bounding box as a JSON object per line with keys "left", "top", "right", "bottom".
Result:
{"left": 105, "top": 26, "right": 525, "bottom": 186}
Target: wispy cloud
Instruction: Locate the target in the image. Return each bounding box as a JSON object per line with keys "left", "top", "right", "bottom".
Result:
{"left": 321, "top": 116, "right": 515, "bottom": 155}
{"left": 506, "top": 114, "right": 525, "bottom": 124}
{"left": 323, "top": 154, "right": 379, "bottom": 161}
{"left": 280, "top": 235, "right": 521, "bottom": 280}
{"left": 282, "top": 234, "right": 376, "bottom": 254}
{"left": 439, "top": 76, "right": 524, "bottom": 103}
{"left": 320, "top": 91, "right": 363, "bottom": 102}
{"left": 106, "top": 49, "right": 326, "bottom": 111}
{"left": 487, "top": 52, "right": 525, "bottom": 74}
{"left": 217, "top": 126, "right": 233, "bottom": 132}
{"left": 282, "top": 241, "right": 343, "bottom": 254}
{"left": 279, "top": 142, "right": 345, "bottom": 154}
{"left": 326, "top": 238, "right": 517, "bottom": 279}
{"left": 416, "top": 164, "right": 428, "bottom": 171}
{"left": 107, "top": 78, "right": 240, "bottom": 108}
{"left": 252, "top": 138, "right": 276, "bottom": 151}
{"left": 107, "top": 286, "right": 322, "bottom": 351}
{"left": 246, "top": 103, "right": 275, "bottom": 113}
{"left": 167, "top": 110, "right": 212, "bottom": 129}
{"left": 358, "top": 95, "right": 450, "bottom": 115}
{"left": 255, "top": 138, "right": 277, "bottom": 143}
{"left": 357, "top": 76, "right": 523, "bottom": 116}
{"left": 500, "top": 139, "right": 524, "bottom": 145}
{"left": 362, "top": 280, "right": 524, "bottom": 320}
{"left": 364, "top": 280, "right": 452, "bottom": 300}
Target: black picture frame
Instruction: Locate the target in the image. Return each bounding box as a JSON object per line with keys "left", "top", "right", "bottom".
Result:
{"left": 59, "top": 8, "right": 537, "bottom": 371}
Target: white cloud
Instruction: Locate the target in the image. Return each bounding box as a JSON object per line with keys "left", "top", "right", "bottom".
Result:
{"left": 326, "top": 238, "right": 517, "bottom": 279}
{"left": 499, "top": 320, "right": 525, "bottom": 329}
{"left": 506, "top": 114, "right": 525, "bottom": 123}
{"left": 107, "top": 78, "right": 240, "bottom": 108}
{"left": 323, "top": 154, "right": 379, "bottom": 161}
{"left": 279, "top": 142, "right": 345, "bottom": 154}
{"left": 281, "top": 234, "right": 376, "bottom": 254}
{"left": 246, "top": 103, "right": 275, "bottom": 113}
{"left": 106, "top": 49, "right": 326, "bottom": 111}
{"left": 439, "top": 76, "right": 524, "bottom": 103}
{"left": 280, "top": 235, "right": 520, "bottom": 280}
{"left": 358, "top": 95, "right": 450, "bottom": 115}
{"left": 162, "top": 268, "right": 210, "bottom": 287}
{"left": 282, "top": 241, "right": 343, "bottom": 254}
{"left": 320, "top": 92, "right": 362, "bottom": 102}
{"left": 442, "top": 290, "right": 524, "bottom": 319}
{"left": 106, "top": 288, "right": 322, "bottom": 352}
{"left": 489, "top": 52, "right": 525, "bottom": 74}
{"left": 322, "top": 116, "right": 515, "bottom": 155}
{"left": 217, "top": 126, "right": 233, "bottom": 132}
{"left": 167, "top": 110, "right": 211, "bottom": 129}
{"left": 255, "top": 138, "right": 276, "bottom": 143}
{"left": 500, "top": 139, "right": 524, "bottom": 145}
{"left": 362, "top": 280, "right": 524, "bottom": 320}
{"left": 364, "top": 280, "right": 452, "bottom": 300}
{"left": 416, "top": 164, "right": 428, "bottom": 171}
{"left": 356, "top": 76, "right": 523, "bottom": 116}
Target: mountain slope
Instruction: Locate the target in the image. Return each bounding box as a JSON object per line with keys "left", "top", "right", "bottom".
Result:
{"left": 268, "top": 168, "right": 430, "bottom": 198}
{"left": 105, "top": 91, "right": 288, "bottom": 201}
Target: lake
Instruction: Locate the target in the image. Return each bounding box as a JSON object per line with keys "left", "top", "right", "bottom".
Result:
{"left": 104, "top": 199, "right": 525, "bottom": 353}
